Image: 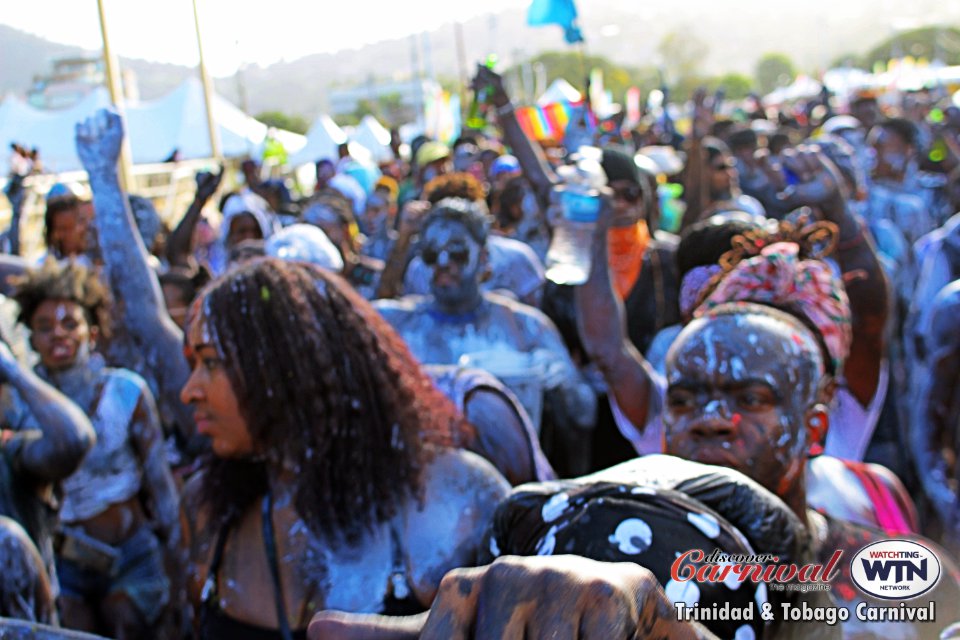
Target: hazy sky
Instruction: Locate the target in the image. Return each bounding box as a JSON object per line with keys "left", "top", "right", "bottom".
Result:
{"left": 1, "top": 0, "right": 529, "bottom": 76}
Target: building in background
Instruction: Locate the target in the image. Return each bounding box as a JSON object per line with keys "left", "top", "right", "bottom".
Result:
{"left": 27, "top": 56, "right": 138, "bottom": 110}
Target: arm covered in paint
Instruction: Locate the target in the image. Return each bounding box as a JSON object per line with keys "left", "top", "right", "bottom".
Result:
{"left": 574, "top": 194, "right": 663, "bottom": 431}
{"left": 75, "top": 109, "right": 195, "bottom": 438}
{"left": 0, "top": 341, "right": 94, "bottom": 482}
{"left": 2, "top": 173, "right": 26, "bottom": 256}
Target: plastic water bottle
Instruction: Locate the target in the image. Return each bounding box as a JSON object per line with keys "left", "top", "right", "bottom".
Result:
{"left": 545, "top": 146, "right": 606, "bottom": 285}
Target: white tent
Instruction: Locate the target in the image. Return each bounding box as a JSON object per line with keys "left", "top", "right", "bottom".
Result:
{"left": 350, "top": 115, "right": 393, "bottom": 163}
{"left": 0, "top": 89, "right": 111, "bottom": 173}
{"left": 0, "top": 78, "right": 305, "bottom": 173}
{"left": 124, "top": 77, "right": 305, "bottom": 162}
{"left": 287, "top": 114, "right": 349, "bottom": 167}
{"left": 537, "top": 78, "right": 582, "bottom": 106}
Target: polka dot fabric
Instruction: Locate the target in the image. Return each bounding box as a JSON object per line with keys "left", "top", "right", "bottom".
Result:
{"left": 485, "top": 481, "right": 769, "bottom": 640}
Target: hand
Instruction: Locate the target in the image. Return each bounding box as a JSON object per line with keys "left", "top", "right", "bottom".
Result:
{"left": 776, "top": 146, "right": 845, "bottom": 219}
{"left": 754, "top": 148, "right": 788, "bottom": 193}
{"left": 690, "top": 87, "right": 715, "bottom": 140}
{"left": 195, "top": 165, "right": 224, "bottom": 203}
{"left": 398, "top": 200, "right": 431, "bottom": 236}
{"left": 470, "top": 64, "right": 509, "bottom": 108}
{"left": 418, "top": 555, "right": 702, "bottom": 639}
{"left": 75, "top": 109, "right": 125, "bottom": 176}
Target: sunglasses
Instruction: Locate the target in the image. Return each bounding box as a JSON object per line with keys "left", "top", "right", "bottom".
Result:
{"left": 422, "top": 247, "right": 471, "bottom": 266}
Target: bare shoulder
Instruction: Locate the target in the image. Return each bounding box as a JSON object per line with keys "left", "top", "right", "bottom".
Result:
{"left": 401, "top": 448, "right": 509, "bottom": 605}
{"left": 416, "top": 447, "right": 511, "bottom": 510}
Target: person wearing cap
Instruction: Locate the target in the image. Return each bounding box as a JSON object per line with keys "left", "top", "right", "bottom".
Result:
{"left": 488, "top": 154, "right": 522, "bottom": 191}
{"left": 414, "top": 141, "right": 452, "bottom": 190}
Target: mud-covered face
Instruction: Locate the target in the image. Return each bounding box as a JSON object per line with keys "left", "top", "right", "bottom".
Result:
{"left": 361, "top": 194, "right": 390, "bottom": 236}
{"left": 867, "top": 126, "right": 912, "bottom": 180}
{"left": 29, "top": 300, "right": 94, "bottom": 371}
{"left": 420, "top": 218, "right": 483, "bottom": 308}
{"left": 663, "top": 312, "right": 824, "bottom": 498}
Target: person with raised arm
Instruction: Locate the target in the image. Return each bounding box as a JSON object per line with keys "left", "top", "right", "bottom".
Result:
{"left": 74, "top": 109, "right": 196, "bottom": 451}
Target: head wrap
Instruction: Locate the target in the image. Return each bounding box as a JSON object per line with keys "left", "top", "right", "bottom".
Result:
{"left": 679, "top": 264, "right": 723, "bottom": 318}
{"left": 220, "top": 192, "right": 278, "bottom": 243}
{"left": 693, "top": 241, "right": 852, "bottom": 373}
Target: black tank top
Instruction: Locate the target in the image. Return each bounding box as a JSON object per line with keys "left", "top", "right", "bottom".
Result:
{"left": 200, "top": 492, "right": 306, "bottom": 640}
{"left": 198, "top": 492, "right": 422, "bottom": 639}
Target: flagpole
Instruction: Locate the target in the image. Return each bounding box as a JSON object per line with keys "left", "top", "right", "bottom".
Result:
{"left": 192, "top": 0, "right": 222, "bottom": 161}
{"left": 95, "top": 0, "right": 134, "bottom": 191}
{"left": 454, "top": 22, "right": 469, "bottom": 116}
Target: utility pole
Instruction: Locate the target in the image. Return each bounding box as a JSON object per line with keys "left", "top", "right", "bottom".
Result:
{"left": 192, "top": 0, "right": 222, "bottom": 161}
{"left": 95, "top": 0, "right": 134, "bottom": 191}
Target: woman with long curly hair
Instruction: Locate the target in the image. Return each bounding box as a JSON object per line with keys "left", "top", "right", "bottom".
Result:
{"left": 179, "top": 258, "right": 508, "bottom": 639}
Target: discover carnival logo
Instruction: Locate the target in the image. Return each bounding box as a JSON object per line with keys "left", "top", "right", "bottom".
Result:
{"left": 850, "top": 539, "right": 942, "bottom": 600}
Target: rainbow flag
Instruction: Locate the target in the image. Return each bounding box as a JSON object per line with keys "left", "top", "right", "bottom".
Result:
{"left": 515, "top": 101, "right": 576, "bottom": 142}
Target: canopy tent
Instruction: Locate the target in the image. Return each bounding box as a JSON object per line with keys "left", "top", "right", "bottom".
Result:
{"left": 125, "top": 78, "right": 305, "bottom": 162}
{"left": 537, "top": 78, "right": 582, "bottom": 106}
{"left": 288, "top": 114, "right": 377, "bottom": 168}
{"left": 0, "top": 89, "right": 111, "bottom": 173}
{"left": 350, "top": 115, "right": 393, "bottom": 163}
{"left": 287, "top": 114, "right": 348, "bottom": 167}
{"left": 0, "top": 77, "right": 305, "bottom": 173}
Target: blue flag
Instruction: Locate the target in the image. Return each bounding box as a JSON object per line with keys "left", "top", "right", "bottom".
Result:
{"left": 527, "top": 0, "right": 585, "bottom": 44}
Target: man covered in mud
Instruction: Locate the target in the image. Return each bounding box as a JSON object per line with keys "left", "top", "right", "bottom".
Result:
{"left": 12, "top": 260, "right": 180, "bottom": 639}
{"left": 374, "top": 197, "right": 595, "bottom": 441}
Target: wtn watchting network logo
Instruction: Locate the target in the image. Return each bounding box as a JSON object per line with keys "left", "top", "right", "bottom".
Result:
{"left": 850, "top": 540, "right": 942, "bottom": 600}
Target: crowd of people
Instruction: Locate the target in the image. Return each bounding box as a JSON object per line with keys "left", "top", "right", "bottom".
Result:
{"left": 0, "top": 61, "right": 958, "bottom": 640}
